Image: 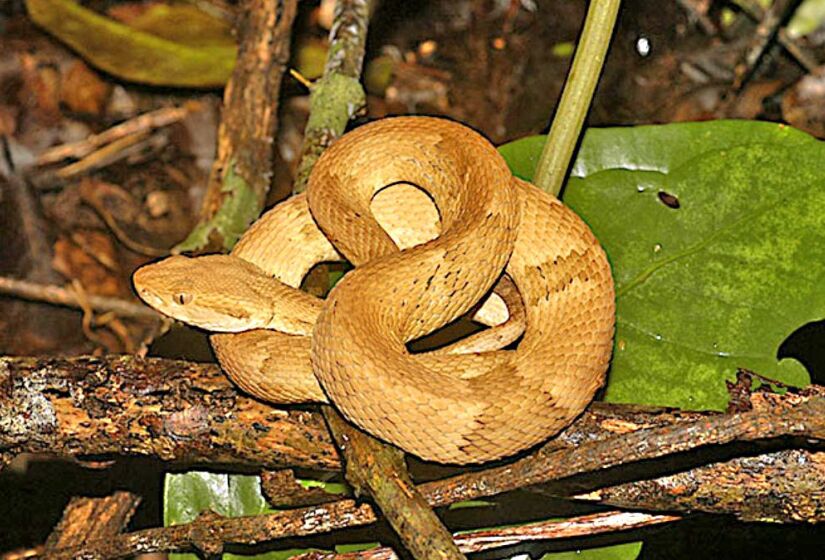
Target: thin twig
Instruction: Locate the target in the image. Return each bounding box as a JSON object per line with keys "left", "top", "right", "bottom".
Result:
{"left": 289, "top": 511, "right": 680, "bottom": 559}
{"left": 729, "top": 0, "right": 818, "bottom": 73}
{"left": 676, "top": 0, "right": 717, "bottom": 35}
{"left": 730, "top": 0, "right": 802, "bottom": 92}
{"left": 35, "top": 106, "right": 189, "bottom": 166}
{"left": 533, "top": 0, "right": 622, "bottom": 197}
{"left": 0, "top": 276, "right": 160, "bottom": 321}
{"left": 53, "top": 131, "right": 154, "bottom": 180}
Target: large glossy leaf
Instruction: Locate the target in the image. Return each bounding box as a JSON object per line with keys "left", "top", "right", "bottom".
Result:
{"left": 499, "top": 121, "right": 823, "bottom": 411}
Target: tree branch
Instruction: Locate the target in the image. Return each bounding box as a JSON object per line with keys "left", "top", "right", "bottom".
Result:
{"left": 176, "top": 0, "right": 299, "bottom": 252}
{"left": 3, "top": 355, "right": 824, "bottom": 523}
{"left": 565, "top": 447, "right": 825, "bottom": 522}
{"left": 0, "top": 355, "right": 340, "bottom": 471}
{"left": 420, "top": 391, "right": 825, "bottom": 508}
{"left": 42, "top": 509, "right": 677, "bottom": 560}
{"left": 44, "top": 492, "right": 141, "bottom": 552}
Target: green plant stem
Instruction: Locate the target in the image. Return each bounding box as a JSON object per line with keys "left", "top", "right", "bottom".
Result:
{"left": 533, "top": 0, "right": 621, "bottom": 197}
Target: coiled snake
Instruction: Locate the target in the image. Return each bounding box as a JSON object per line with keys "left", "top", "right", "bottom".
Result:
{"left": 133, "top": 117, "right": 615, "bottom": 464}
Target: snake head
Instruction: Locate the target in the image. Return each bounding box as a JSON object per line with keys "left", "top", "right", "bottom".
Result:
{"left": 133, "top": 254, "right": 268, "bottom": 333}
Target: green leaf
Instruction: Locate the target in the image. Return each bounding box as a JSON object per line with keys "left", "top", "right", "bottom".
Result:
{"left": 296, "top": 39, "right": 328, "bottom": 82}
{"left": 126, "top": 3, "right": 234, "bottom": 48}
{"left": 499, "top": 121, "right": 822, "bottom": 411}
{"left": 165, "top": 472, "right": 323, "bottom": 560}
{"left": 500, "top": 121, "right": 813, "bottom": 183}
{"left": 335, "top": 542, "right": 381, "bottom": 553}
{"left": 788, "top": 0, "right": 825, "bottom": 38}
{"left": 297, "top": 478, "right": 349, "bottom": 495}
{"left": 539, "top": 541, "right": 642, "bottom": 560}
{"left": 26, "top": 0, "right": 235, "bottom": 87}
{"left": 551, "top": 41, "right": 576, "bottom": 58}
{"left": 448, "top": 499, "right": 496, "bottom": 510}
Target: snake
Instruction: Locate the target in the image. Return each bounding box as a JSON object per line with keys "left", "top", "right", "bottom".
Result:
{"left": 133, "top": 117, "right": 615, "bottom": 464}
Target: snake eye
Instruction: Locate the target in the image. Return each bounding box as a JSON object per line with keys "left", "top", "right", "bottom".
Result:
{"left": 174, "top": 293, "right": 193, "bottom": 305}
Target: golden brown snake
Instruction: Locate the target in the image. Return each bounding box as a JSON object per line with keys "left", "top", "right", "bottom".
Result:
{"left": 133, "top": 117, "right": 615, "bottom": 464}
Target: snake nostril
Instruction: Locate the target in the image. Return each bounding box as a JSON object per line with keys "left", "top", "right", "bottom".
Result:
{"left": 138, "top": 289, "right": 163, "bottom": 307}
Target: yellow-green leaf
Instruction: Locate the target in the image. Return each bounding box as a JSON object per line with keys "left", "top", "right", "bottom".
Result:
{"left": 26, "top": 0, "right": 235, "bottom": 87}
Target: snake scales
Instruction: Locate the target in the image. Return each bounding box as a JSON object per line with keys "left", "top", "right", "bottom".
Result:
{"left": 133, "top": 117, "right": 615, "bottom": 464}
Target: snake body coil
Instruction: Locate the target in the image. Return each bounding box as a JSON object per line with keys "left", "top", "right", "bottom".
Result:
{"left": 134, "top": 117, "right": 615, "bottom": 464}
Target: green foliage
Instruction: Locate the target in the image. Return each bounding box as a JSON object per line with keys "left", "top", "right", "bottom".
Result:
{"left": 551, "top": 41, "right": 576, "bottom": 58}
{"left": 26, "top": 0, "right": 235, "bottom": 87}
{"left": 306, "top": 74, "right": 367, "bottom": 135}
{"left": 176, "top": 163, "right": 262, "bottom": 252}
{"left": 448, "top": 499, "right": 496, "bottom": 510}
{"left": 500, "top": 121, "right": 822, "bottom": 410}
{"left": 539, "top": 542, "right": 643, "bottom": 560}
{"left": 166, "top": 472, "right": 318, "bottom": 560}
{"left": 296, "top": 41, "right": 328, "bottom": 81}
{"left": 788, "top": 0, "right": 825, "bottom": 38}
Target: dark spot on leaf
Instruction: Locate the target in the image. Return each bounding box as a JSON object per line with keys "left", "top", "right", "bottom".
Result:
{"left": 658, "top": 191, "right": 680, "bottom": 209}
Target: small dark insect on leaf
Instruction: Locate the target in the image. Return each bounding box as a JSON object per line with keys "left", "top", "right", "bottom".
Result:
{"left": 658, "top": 191, "right": 680, "bottom": 209}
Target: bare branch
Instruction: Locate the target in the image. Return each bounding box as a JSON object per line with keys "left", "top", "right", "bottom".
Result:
{"left": 290, "top": 511, "right": 679, "bottom": 559}
{"left": 0, "top": 355, "right": 340, "bottom": 471}
{"left": 3, "top": 355, "right": 825, "bottom": 525}
{"left": 0, "top": 276, "right": 160, "bottom": 321}
{"left": 179, "top": 0, "right": 299, "bottom": 251}
{"left": 34, "top": 106, "right": 189, "bottom": 166}
{"left": 44, "top": 492, "right": 141, "bottom": 552}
